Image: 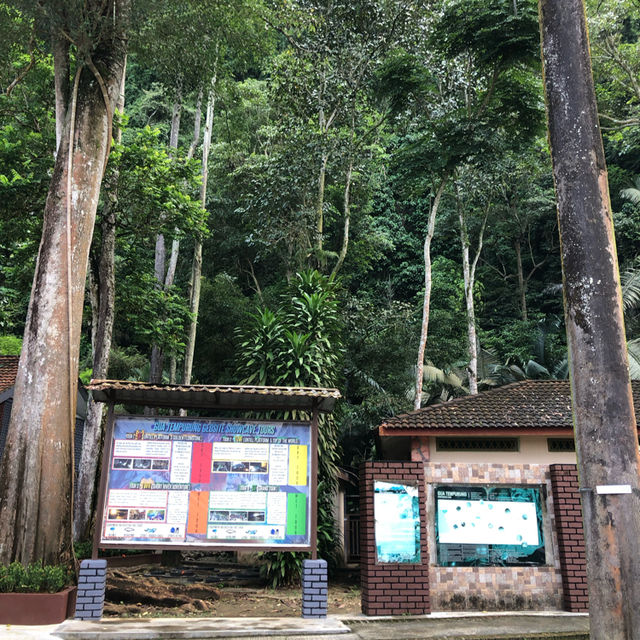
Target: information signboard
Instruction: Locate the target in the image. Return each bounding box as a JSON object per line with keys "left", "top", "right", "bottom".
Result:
{"left": 374, "top": 481, "right": 421, "bottom": 563}
{"left": 435, "top": 485, "right": 545, "bottom": 566}
{"left": 97, "top": 416, "right": 313, "bottom": 550}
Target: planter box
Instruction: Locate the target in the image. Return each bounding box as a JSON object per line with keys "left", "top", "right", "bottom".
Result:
{"left": 0, "top": 586, "right": 77, "bottom": 625}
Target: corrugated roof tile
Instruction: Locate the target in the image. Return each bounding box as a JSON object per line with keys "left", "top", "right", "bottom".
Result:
{"left": 380, "top": 379, "right": 640, "bottom": 431}
{"left": 0, "top": 356, "right": 19, "bottom": 394}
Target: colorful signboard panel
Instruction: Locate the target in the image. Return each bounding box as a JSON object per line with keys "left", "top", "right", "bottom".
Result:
{"left": 374, "top": 481, "right": 421, "bottom": 563}
{"left": 99, "top": 416, "right": 312, "bottom": 549}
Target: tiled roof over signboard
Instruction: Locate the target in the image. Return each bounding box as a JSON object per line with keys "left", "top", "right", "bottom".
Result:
{"left": 379, "top": 379, "right": 640, "bottom": 434}
{"left": 87, "top": 379, "right": 341, "bottom": 413}
{"left": 0, "top": 356, "right": 19, "bottom": 394}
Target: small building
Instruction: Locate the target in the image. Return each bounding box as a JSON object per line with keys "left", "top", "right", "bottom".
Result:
{"left": 0, "top": 356, "right": 20, "bottom": 457}
{"left": 364, "top": 379, "right": 640, "bottom": 613}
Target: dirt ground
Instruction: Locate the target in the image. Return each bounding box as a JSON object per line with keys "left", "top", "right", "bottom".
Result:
{"left": 102, "top": 559, "right": 362, "bottom": 618}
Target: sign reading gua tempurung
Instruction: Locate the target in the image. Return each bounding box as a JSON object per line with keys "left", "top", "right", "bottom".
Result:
{"left": 98, "top": 416, "right": 312, "bottom": 549}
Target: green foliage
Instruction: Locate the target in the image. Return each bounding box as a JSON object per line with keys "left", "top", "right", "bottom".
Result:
{"left": 237, "top": 270, "right": 342, "bottom": 389}
{"left": 78, "top": 368, "right": 93, "bottom": 385}
{"left": 118, "top": 272, "right": 193, "bottom": 358}
{"left": 108, "top": 127, "right": 207, "bottom": 240}
{"left": 0, "top": 45, "right": 55, "bottom": 335}
{"left": 434, "top": 0, "right": 540, "bottom": 68}
{"left": 0, "top": 334, "right": 21, "bottom": 355}
{"left": 192, "top": 274, "right": 252, "bottom": 384}
{"left": 106, "top": 345, "right": 149, "bottom": 381}
{"left": 73, "top": 540, "right": 93, "bottom": 561}
{"left": 239, "top": 270, "right": 343, "bottom": 587}
{"left": 259, "top": 551, "right": 305, "bottom": 589}
{"left": 100, "top": 126, "right": 207, "bottom": 365}
{"left": 0, "top": 562, "right": 70, "bottom": 593}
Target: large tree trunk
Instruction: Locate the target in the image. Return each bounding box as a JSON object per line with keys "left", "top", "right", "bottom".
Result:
{"left": 414, "top": 171, "right": 449, "bottom": 410}
{"left": 540, "top": 1, "right": 640, "bottom": 638}
{"left": 73, "top": 56, "right": 127, "bottom": 542}
{"left": 0, "top": 5, "right": 128, "bottom": 566}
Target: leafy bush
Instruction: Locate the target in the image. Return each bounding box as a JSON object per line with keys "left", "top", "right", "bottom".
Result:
{"left": 0, "top": 562, "right": 70, "bottom": 593}
{"left": 258, "top": 551, "right": 305, "bottom": 589}
{"left": 0, "top": 334, "right": 22, "bottom": 355}
{"left": 74, "top": 540, "right": 93, "bottom": 561}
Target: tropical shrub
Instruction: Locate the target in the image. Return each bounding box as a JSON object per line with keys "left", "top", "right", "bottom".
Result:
{"left": 237, "top": 270, "right": 343, "bottom": 587}
{"left": 0, "top": 562, "right": 70, "bottom": 593}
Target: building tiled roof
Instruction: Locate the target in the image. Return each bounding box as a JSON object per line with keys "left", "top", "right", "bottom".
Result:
{"left": 0, "top": 356, "right": 19, "bottom": 394}
{"left": 379, "top": 379, "right": 640, "bottom": 433}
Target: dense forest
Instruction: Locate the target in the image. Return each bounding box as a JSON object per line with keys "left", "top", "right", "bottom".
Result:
{"left": 1, "top": 0, "right": 639, "bottom": 552}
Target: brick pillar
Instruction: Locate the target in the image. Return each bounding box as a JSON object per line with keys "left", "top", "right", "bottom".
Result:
{"left": 74, "top": 559, "right": 107, "bottom": 619}
{"left": 359, "top": 461, "right": 430, "bottom": 615}
{"left": 301, "top": 559, "right": 328, "bottom": 618}
{"left": 549, "top": 464, "right": 588, "bottom": 612}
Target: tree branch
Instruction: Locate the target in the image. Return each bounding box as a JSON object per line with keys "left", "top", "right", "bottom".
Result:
{"left": 5, "top": 36, "right": 37, "bottom": 97}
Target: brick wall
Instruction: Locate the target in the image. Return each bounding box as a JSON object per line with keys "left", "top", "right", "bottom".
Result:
{"left": 549, "top": 464, "right": 588, "bottom": 612}
{"left": 359, "top": 462, "right": 430, "bottom": 616}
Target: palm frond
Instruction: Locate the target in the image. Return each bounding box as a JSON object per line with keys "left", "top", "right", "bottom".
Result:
{"left": 621, "top": 260, "right": 640, "bottom": 312}
{"left": 524, "top": 359, "right": 550, "bottom": 379}
{"left": 628, "top": 339, "right": 640, "bottom": 380}
{"left": 620, "top": 187, "right": 640, "bottom": 205}
{"left": 351, "top": 368, "right": 386, "bottom": 394}
{"left": 476, "top": 347, "right": 500, "bottom": 379}
{"left": 621, "top": 176, "right": 640, "bottom": 205}
{"left": 423, "top": 364, "right": 464, "bottom": 388}
{"left": 552, "top": 357, "right": 569, "bottom": 379}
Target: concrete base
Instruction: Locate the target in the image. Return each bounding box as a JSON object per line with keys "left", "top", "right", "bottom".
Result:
{"left": 53, "top": 616, "right": 351, "bottom": 639}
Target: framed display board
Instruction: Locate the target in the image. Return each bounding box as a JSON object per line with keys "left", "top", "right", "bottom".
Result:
{"left": 95, "top": 415, "right": 315, "bottom": 551}
{"left": 435, "top": 485, "right": 545, "bottom": 566}
{"left": 374, "top": 481, "right": 421, "bottom": 563}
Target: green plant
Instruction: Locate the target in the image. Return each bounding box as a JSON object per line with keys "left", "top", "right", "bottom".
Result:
{"left": 0, "top": 562, "right": 70, "bottom": 593}
{"left": 0, "top": 334, "right": 22, "bottom": 355}
{"left": 74, "top": 540, "right": 93, "bottom": 561}
{"left": 238, "top": 270, "right": 344, "bottom": 587}
{"left": 258, "top": 551, "right": 306, "bottom": 589}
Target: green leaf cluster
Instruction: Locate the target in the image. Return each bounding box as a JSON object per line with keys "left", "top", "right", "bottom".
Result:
{"left": 0, "top": 562, "right": 70, "bottom": 593}
{"left": 236, "top": 270, "right": 342, "bottom": 389}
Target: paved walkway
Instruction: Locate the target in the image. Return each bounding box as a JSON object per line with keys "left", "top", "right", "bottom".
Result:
{"left": 1, "top": 612, "right": 590, "bottom": 640}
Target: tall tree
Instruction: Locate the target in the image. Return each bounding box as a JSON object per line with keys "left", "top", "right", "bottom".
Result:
{"left": 454, "top": 173, "right": 489, "bottom": 395}
{"left": 540, "top": 1, "right": 640, "bottom": 637}
{"left": 267, "top": 0, "right": 411, "bottom": 269}
{"left": 183, "top": 67, "right": 217, "bottom": 387}
{"left": 0, "top": 0, "right": 129, "bottom": 566}
{"left": 390, "top": 0, "right": 542, "bottom": 407}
